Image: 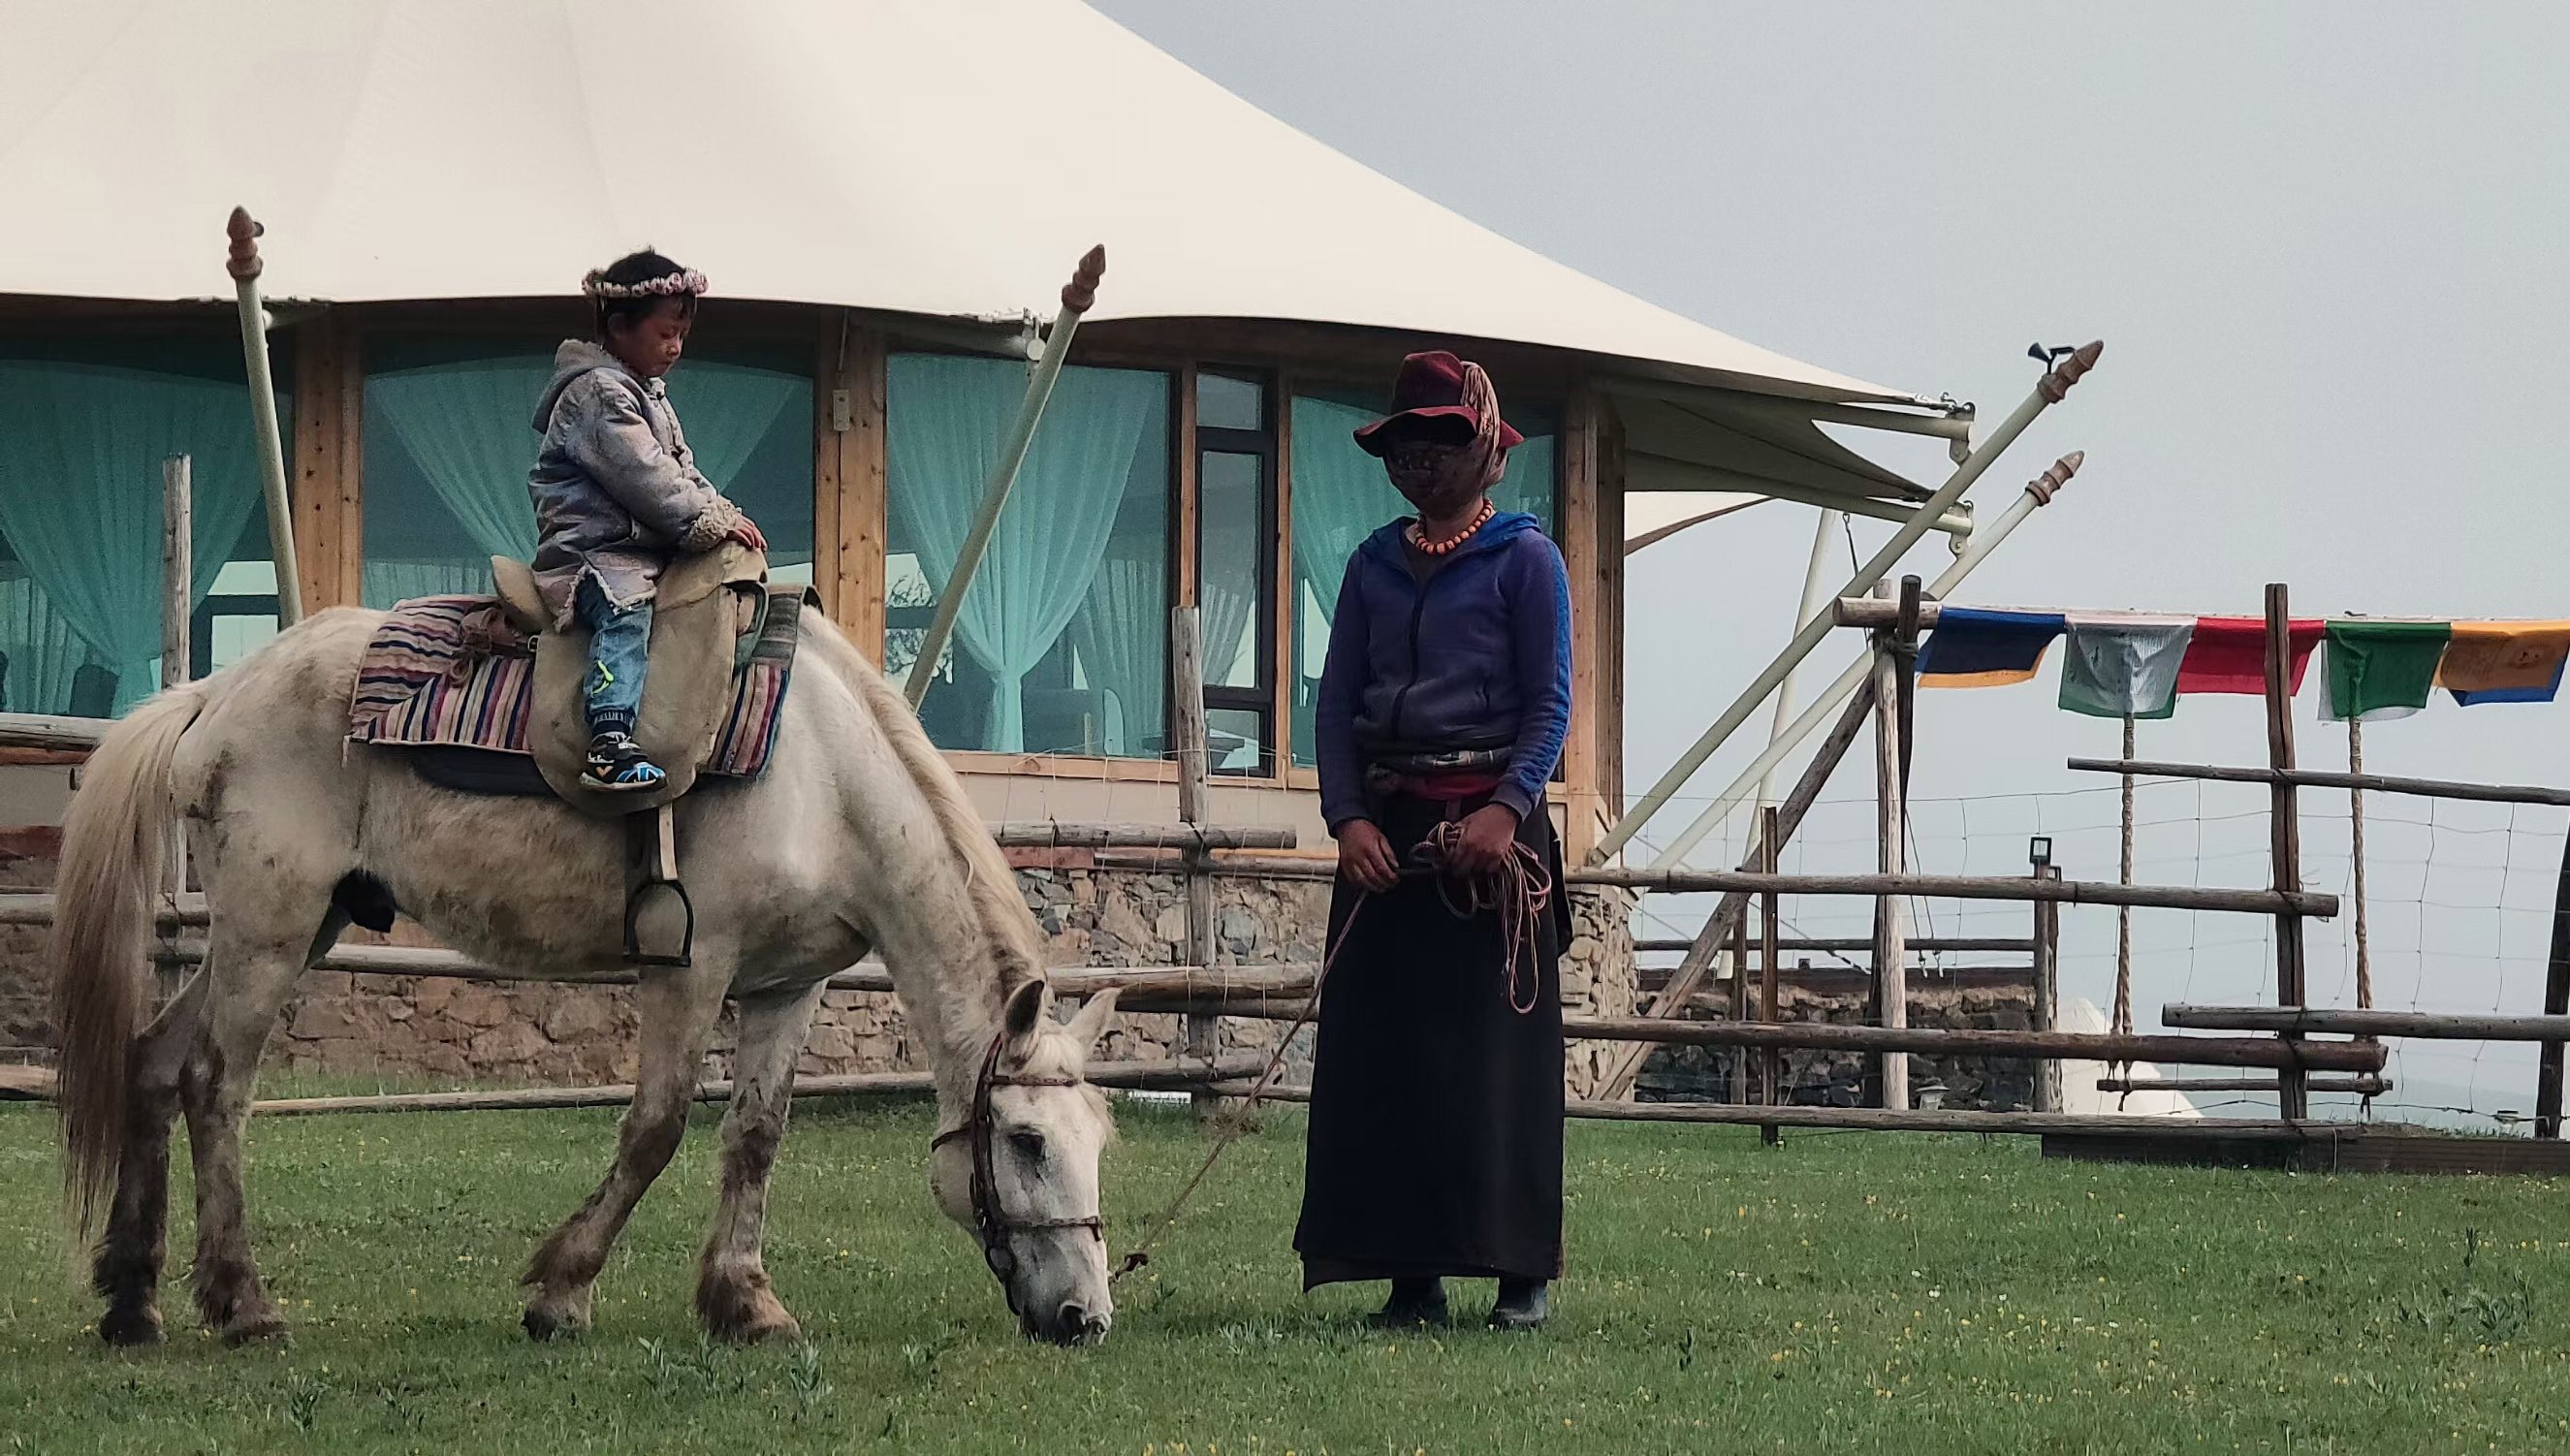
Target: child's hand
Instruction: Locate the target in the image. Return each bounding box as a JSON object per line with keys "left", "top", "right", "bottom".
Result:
{"left": 729, "top": 517, "right": 768, "bottom": 553}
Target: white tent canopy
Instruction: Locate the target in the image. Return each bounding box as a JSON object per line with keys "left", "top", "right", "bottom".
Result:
{"left": 0, "top": 0, "right": 1958, "bottom": 511}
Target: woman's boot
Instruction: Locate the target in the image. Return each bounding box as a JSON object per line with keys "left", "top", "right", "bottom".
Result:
{"left": 1366, "top": 1278, "right": 1448, "bottom": 1329}
{"left": 1489, "top": 1279, "right": 1549, "bottom": 1331}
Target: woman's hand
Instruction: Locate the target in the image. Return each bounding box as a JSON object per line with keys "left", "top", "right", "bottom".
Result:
{"left": 1444, "top": 803, "right": 1521, "bottom": 876}
{"left": 1335, "top": 818, "right": 1402, "bottom": 893}
{"left": 728, "top": 515, "right": 769, "bottom": 553}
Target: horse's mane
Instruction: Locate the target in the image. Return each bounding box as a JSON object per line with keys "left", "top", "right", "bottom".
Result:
{"left": 827, "top": 626, "right": 1047, "bottom": 997}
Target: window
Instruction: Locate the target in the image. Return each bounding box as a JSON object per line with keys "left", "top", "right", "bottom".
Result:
{"left": 1286, "top": 390, "right": 1559, "bottom": 767}
{"left": 0, "top": 334, "right": 293, "bottom": 715}
{"left": 361, "top": 334, "right": 813, "bottom": 608}
{"left": 1194, "top": 369, "right": 1277, "bottom": 775}
{"left": 886, "top": 353, "right": 1172, "bottom": 758}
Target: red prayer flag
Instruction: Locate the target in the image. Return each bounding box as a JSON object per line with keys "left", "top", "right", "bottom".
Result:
{"left": 2173, "top": 617, "right": 2325, "bottom": 696}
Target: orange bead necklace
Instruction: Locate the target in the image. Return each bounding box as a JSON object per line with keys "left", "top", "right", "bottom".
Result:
{"left": 1407, "top": 498, "right": 1494, "bottom": 557}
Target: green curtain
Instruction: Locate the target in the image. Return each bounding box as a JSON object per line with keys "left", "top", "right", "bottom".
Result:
{"left": 664, "top": 362, "right": 800, "bottom": 487}
{"left": 365, "top": 360, "right": 549, "bottom": 561}
{"left": 887, "top": 354, "right": 1165, "bottom": 753}
{"left": 0, "top": 360, "right": 270, "bottom": 713}
{"left": 361, "top": 560, "right": 494, "bottom": 608}
{"left": 1066, "top": 553, "right": 1167, "bottom": 757}
{"left": 0, "top": 571, "right": 85, "bottom": 714}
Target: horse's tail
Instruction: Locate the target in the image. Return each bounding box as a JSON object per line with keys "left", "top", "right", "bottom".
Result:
{"left": 52, "top": 686, "right": 205, "bottom": 1234}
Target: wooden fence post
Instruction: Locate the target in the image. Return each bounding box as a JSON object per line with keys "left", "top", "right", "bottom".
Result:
{"left": 2031, "top": 838, "right": 2061, "bottom": 1113}
{"left": 161, "top": 454, "right": 191, "bottom": 898}
{"left": 1171, "top": 606, "right": 1220, "bottom": 1113}
{"left": 2264, "top": 584, "right": 2310, "bottom": 1121}
{"left": 2538, "top": 828, "right": 2570, "bottom": 1139}
{"left": 1729, "top": 897, "right": 1750, "bottom": 1106}
{"left": 1760, "top": 804, "right": 1782, "bottom": 1144}
{"left": 1870, "top": 582, "right": 1914, "bottom": 1111}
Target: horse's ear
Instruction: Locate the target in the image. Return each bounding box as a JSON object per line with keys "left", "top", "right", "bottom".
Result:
{"left": 1063, "top": 987, "right": 1120, "bottom": 1055}
{"left": 1002, "top": 977, "right": 1049, "bottom": 1046}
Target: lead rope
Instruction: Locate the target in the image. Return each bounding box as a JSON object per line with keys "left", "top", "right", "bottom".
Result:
{"left": 1108, "top": 893, "right": 1365, "bottom": 1282}
{"left": 1108, "top": 822, "right": 1552, "bottom": 1282}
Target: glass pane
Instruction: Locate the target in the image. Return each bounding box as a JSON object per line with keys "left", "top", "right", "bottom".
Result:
{"left": 1286, "top": 392, "right": 1560, "bottom": 766}
{"left": 886, "top": 354, "right": 1171, "bottom": 758}
{"left": 0, "top": 334, "right": 292, "bottom": 715}
{"left": 1206, "top": 706, "right": 1269, "bottom": 775}
{"left": 1197, "top": 451, "right": 1264, "bottom": 691}
{"left": 1196, "top": 370, "right": 1264, "bottom": 433}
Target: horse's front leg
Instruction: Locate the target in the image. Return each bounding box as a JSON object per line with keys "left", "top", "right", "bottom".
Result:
{"left": 695, "top": 978, "right": 828, "bottom": 1344}
{"left": 521, "top": 962, "right": 729, "bottom": 1341}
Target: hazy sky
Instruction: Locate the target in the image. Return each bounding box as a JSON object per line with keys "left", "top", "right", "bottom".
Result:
{"left": 1095, "top": 2, "right": 2570, "bottom": 1121}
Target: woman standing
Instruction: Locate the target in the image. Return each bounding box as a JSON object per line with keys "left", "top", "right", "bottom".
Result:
{"left": 1294, "top": 351, "right": 1573, "bottom": 1331}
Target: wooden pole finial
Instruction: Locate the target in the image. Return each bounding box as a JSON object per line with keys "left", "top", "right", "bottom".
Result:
{"left": 1061, "top": 244, "right": 1106, "bottom": 313}
{"left": 2037, "top": 339, "right": 2104, "bottom": 403}
{"left": 2023, "top": 450, "right": 2085, "bottom": 504}
{"left": 225, "top": 206, "right": 264, "bottom": 282}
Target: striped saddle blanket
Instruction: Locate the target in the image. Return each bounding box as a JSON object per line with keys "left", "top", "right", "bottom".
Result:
{"left": 346, "top": 591, "right": 802, "bottom": 781}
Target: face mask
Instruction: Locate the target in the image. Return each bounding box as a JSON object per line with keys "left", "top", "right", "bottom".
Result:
{"left": 1385, "top": 441, "right": 1488, "bottom": 518}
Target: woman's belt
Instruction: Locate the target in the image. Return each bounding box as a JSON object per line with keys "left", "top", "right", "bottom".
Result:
{"left": 1365, "top": 747, "right": 1511, "bottom": 804}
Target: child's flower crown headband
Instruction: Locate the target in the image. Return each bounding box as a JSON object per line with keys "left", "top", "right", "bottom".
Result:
{"left": 581, "top": 268, "right": 708, "bottom": 300}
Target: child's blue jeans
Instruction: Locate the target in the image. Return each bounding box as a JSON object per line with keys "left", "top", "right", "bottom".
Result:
{"left": 575, "top": 576, "right": 653, "bottom": 735}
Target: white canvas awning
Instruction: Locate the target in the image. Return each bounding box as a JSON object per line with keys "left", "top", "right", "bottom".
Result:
{"left": 1622, "top": 491, "right": 1764, "bottom": 554}
{"left": 1, "top": 0, "right": 1964, "bottom": 509}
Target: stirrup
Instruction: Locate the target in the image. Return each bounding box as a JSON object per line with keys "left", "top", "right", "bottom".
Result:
{"left": 623, "top": 805, "right": 694, "bottom": 967}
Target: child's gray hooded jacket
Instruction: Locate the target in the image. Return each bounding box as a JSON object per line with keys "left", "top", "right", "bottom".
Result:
{"left": 525, "top": 339, "right": 745, "bottom": 629}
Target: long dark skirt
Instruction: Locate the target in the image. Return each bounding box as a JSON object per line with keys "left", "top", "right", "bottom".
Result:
{"left": 1294, "top": 790, "right": 1569, "bottom": 1287}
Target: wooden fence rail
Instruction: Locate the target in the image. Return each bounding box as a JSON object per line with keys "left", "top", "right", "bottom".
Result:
{"left": 1634, "top": 935, "right": 2034, "bottom": 954}
{"left": 2164, "top": 1004, "right": 2570, "bottom": 1041}
{"left": 2068, "top": 757, "right": 2570, "bottom": 809}
{"left": 1572, "top": 868, "right": 2337, "bottom": 919}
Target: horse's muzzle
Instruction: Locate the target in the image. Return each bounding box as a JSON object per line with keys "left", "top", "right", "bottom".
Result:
{"left": 1024, "top": 1300, "right": 1112, "bottom": 1346}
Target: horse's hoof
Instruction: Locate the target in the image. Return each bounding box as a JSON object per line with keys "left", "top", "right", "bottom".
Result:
{"left": 98, "top": 1305, "right": 164, "bottom": 1347}
{"left": 219, "top": 1312, "right": 289, "bottom": 1347}
{"left": 730, "top": 1310, "right": 802, "bottom": 1345}
{"left": 699, "top": 1280, "right": 799, "bottom": 1345}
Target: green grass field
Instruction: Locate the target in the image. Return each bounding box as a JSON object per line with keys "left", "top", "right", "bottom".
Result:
{"left": 1, "top": 1096, "right": 2564, "bottom": 1455}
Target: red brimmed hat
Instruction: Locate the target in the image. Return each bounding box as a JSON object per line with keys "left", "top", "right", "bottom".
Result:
{"left": 1352, "top": 350, "right": 1523, "bottom": 458}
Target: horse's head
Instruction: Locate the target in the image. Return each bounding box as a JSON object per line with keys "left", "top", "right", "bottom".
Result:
{"left": 932, "top": 978, "right": 1121, "bottom": 1345}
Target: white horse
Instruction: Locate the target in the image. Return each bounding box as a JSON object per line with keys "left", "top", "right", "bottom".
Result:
{"left": 49, "top": 607, "right": 1122, "bottom": 1347}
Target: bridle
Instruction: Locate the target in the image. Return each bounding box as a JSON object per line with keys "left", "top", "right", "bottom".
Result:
{"left": 929, "top": 1029, "right": 1104, "bottom": 1298}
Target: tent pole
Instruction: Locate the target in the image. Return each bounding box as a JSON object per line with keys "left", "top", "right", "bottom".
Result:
{"left": 904, "top": 246, "right": 1105, "bottom": 709}
{"left": 1756, "top": 506, "right": 1844, "bottom": 816}
{"left": 1645, "top": 452, "right": 2084, "bottom": 870}
{"left": 1592, "top": 343, "right": 2100, "bottom": 866}
{"left": 225, "top": 208, "right": 303, "bottom": 627}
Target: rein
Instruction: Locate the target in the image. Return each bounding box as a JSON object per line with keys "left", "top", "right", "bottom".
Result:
{"left": 1102, "top": 815, "right": 1552, "bottom": 1282}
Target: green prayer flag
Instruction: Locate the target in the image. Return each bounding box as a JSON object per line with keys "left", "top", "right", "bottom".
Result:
{"left": 2322, "top": 620, "right": 2450, "bottom": 722}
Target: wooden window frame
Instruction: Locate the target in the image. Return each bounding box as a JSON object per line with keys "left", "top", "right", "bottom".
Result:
{"left": 1191, "top": 364, "right": 1282, "bottom": 778}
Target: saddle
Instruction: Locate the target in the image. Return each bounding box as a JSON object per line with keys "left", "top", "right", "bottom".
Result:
{"left": 492, "top": 544, "right": 772, "bottom": 969}
{"left": 492, "top": 544, "right": 769, "bottom": 819}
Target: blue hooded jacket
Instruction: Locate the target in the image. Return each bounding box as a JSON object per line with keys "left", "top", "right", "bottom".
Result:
{"left": 1315, "top": 510, "right": 1572, "bottom": 830}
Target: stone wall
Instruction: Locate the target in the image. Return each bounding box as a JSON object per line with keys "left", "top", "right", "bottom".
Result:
{"left": 0, "top": 829, "right": 56, "bottom": 1068}
{"left": 1634, "top": 970, "right": 2040, "bottom": 1112}
{"left": 1560, "top": 884, "right": 1637, "bottom": 1098}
